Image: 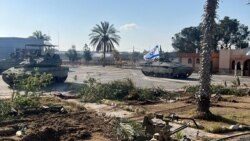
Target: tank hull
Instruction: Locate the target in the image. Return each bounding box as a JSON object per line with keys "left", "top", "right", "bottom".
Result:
{"left": 141, "top": 62, "right": 193, "bottom": 79}
{"left": 2, "top": 66, "right": 69, "bottom": 86}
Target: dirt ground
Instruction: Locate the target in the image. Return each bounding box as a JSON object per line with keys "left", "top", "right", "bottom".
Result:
{"left": 133, "top": 95, "right": 250, "bottom": 132}
{"left": 0, "top": 105, "right": 115, "bottom": 141}
{"left": 1, "top": 94, "right": 250, "bottom": 141}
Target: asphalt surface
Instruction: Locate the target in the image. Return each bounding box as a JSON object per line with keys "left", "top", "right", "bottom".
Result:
{"left": 66, "top": 66, "right": 250, "bottom": 90}
{"left": 1, "top": 65, "right": 250, "bottom": 99}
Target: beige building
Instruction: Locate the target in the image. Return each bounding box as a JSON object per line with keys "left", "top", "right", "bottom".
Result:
{"left": 177, "top": 48, "right": 250, "bottom": 76}
{"left": 219, "top": 48, "right": 250, "bottom": 76}
{"left": 176, "top": 52, "right": 219, "bottom": 73}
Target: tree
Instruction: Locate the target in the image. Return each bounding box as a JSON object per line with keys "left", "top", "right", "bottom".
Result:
{"left": 83, "top": 44, "right": 92, "bottom": 63}
{"left": 89, "top": 21, "right": 120, "bottom": 67}
{"left": 217, "top": 16, "right": 250, "bottom": 49}
{"left": 197, "top": 0, "right": 218, "bottom": 117}
{"left": 234, "top": 24, "right": 250, "bottom": 49}
{"left": 172, "top": 26, "right": 202, "bottom": 53}
{"left": 65, "top": 45, "right": 79, "bottom": 62}
{"left": 161, "top": 52, "right": 176, "bottom": 62}
{"left": 29, "top": 30, "right": 51, "bottom": 41}
{"left": 172, "top": 17, "right": 250, "bottom": 52}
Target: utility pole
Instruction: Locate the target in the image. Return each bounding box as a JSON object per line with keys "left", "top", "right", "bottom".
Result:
{"left": 132, "top": 46, "right": 135, "bottom": 64}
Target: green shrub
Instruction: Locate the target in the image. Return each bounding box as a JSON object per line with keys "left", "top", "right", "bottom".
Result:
{"left": 108, "top": 78, "right": 135, "bottom": 100}
{"left": 0, "top": 100, "right": 11, "bottom": 120}
{"left": 175, "top": 131, "right": 183, "bottom": 139}
{"left": 184, "top": 85, "right": 199, "bottom": 93}
{"left": 0, "top": 72, "right": 51, "bottom": 120}
{"left": 136, "top": 88, "right": 162, "bottom": 101}
{"left": 184, "top": 85, "right": 247, "bottom": 96}
{"left": 79, "top": 78, "right": 103, "bottom": 102}
{"left": 113, "top": 118, "right": 146, "bottom": 141}
{"left": 79, "top": 78, "right": 169, "bottom": 102}
{"left": 13, "top": 95, "right": 40, "bottom": 109}
{"left": 15, "top": 71, "right": 53, "bottom": 95}
{"left": 211, "top": 85, "right": 224, "bottom": 93}
{"left": 79, "top": 78, "right": 136, "bottom": 102}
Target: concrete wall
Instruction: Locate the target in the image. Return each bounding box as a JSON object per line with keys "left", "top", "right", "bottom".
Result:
{"left": 0, "top": 37, "right": 44, "bottom": 59}
{"left": 212, "top": 56, "right": 219, "bottom": 73}
{"left": 219, "top": 49, "right": 231, "bottom": 74}
{"left": 181, "top": 57, "right": 200, "bottom": 72}
{"left": 177, "top": 53, "right": 219, "bottom": 73}
{"left": 181, "top": 57, "right": 193, "bottom": 68}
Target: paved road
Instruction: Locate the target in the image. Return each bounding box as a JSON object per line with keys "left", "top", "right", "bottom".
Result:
{"left": 1, "top": 65, "right": 250, "bottom": 98}
{"left": 66, "top": 66, "right": 250, "bottom": 90}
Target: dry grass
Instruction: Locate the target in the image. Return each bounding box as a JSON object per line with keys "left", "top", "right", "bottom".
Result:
{"left": 40, "top": 95, "right": 250, "bottom": 134}
{"left": 138, "top": 95, "right": 250, "bottom": 133}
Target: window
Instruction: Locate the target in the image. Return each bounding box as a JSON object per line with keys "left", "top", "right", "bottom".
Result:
{"left": 188, "top": 58, "right": 192, "bottom": 64}
{"left": 196, "top": 58, "right": 200, "bottom": 64}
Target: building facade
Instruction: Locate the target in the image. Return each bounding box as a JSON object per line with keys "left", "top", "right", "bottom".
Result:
{"left": 219, "top": 48, "right": 250, "bottom": 76}
{"left": 177, "top": 48, "right": 250, "bottom": 77}
{"left": 0, "top": 37, "right": 44, "bottom": 60}
{"left": 176, "top": 52, "right": 219, "bottom": 73}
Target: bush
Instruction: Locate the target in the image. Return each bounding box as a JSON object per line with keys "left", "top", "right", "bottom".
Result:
{"left": 184, "top": 85, "right": 247, "bottom": 96}
{"left": 184, "top": 85, "right": 199, "bottom": 93}
{"left": 80, "top": 78, "right": 135, "bottom": 102}
{"left": 135, "top": 87, "right": 166, "bottom": 101}
{"left": 13, "top": 95, "right": 40, "bottom": 109}
{"left": 0, "top": 72, "right": 51, "bottom": 120}
{"left": 108, "top": 78, "right": 135, "bottom": 100}
{"left": 113, "top": 118, "right": 146, "bottom": 141}
{"left": 79, "top": 78, "right": 169, "bottom": 102}
{"left": 175, "top": 131, "right": 184, "bottom": 139}
{"left": 0, "top": 100, "right": 11, "bottom": 120}
{"left": 15, "top": 71, "right": 53, "bottom": 95}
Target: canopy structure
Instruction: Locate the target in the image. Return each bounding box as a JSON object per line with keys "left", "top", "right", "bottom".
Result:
{"left": 25, "top": 44, "right": 58, "bottom": 48}
{"left": 20, "top": 43, "right": 58, "bottom": 57}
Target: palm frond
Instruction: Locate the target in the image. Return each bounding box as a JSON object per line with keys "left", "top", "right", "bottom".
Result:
{"left": 109, "top": 38, "right": 120, "bottom": 46}
{"left": 89, "top": 21, "right": 120, "bottom": 52}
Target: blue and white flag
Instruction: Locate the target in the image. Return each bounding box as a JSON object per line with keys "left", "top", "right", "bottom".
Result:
{"left": 143, "top": 45, "right": 160, "bottom": 60}
{"left": 246, "top": 50, "right": 250, "bottom": 56}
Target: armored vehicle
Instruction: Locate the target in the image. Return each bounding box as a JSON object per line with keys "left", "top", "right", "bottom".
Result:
{"left": 141, "top": 62, "right": 194, "bottom": 78}
{"left": 0, "top": 58, "right": 21, "bottom": 73}
{"left": 2, "top": 44, "right": 69, "bottom": 86}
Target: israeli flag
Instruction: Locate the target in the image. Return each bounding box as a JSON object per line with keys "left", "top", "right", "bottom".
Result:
{"left": 143, "top": 45, "right": 160, "bottom": 60}
{"left": 246, "top": 50, "right": 250, "bottom": 56}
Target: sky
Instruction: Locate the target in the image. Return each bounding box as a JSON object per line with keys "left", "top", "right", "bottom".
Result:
{"left": 0, "top": 0, "right": 249, "bottom": 52}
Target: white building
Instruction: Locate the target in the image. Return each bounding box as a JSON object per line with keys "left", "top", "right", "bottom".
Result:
{"left": 0, "top": 37, "right": 44, "bottom": 60}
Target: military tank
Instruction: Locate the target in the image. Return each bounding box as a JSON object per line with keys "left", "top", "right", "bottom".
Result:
{"left": 1, "top": 44, "right": 69, "bottom": 86}
{"left": 141, "top": 61, "right": 194, "bottom": 78}
{"left": 0, "top": 58, "right": 22, "bottom": 73}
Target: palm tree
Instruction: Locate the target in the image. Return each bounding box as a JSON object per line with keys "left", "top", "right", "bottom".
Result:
{"left": 29, "top": 30, "right": 51, "bottom": 41}
{"left": 197, "top": 0, "right": 219, "bottom": 117}
{"left": 89, "top": 21, "right": 120, "bottom": 66}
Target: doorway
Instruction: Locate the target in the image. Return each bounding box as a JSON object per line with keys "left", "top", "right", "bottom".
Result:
{"left": 243, "top": 60, "right": 250, "bottom": 76}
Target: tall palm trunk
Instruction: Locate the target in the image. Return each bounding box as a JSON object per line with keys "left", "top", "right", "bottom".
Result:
{"left": 103, "top": 42, "right": 106, "bottom": 67}
{"left": 197, "top": 0, "right": 218, "bottom": 116}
